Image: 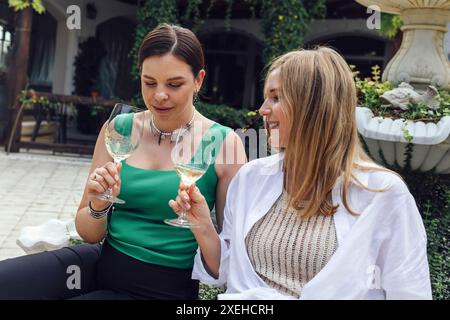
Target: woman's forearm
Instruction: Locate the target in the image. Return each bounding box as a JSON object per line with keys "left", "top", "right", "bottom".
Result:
{"left": 193, "top": 224, "right": 222, "bottom": 279}
{"left": 75, "top": 204, "right": 108, "bottom": 244}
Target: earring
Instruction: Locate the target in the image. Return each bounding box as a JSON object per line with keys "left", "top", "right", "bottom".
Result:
{"left": 193, "top": 91, "right": 199, "bottom": 105}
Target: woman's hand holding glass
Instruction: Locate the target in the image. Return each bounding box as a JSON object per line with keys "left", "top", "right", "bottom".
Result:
{"left": 96, "top": 103, "right": 145, "bottom": 204}
{"left": 164, "top": 127, "right": 213, "bottom": 228}
{"left": 87, "top": 162, "right": 122, "bottom": 210}
{"left": 168, "top": 182, "right": 215, "bottom": 233}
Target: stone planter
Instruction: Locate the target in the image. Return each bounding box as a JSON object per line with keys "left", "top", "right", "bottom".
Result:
{"left": 356, "top": 107, "right": 450, "bottom": 173}
{"left": 355, "top": 0, "right": 450, "bottom": 90}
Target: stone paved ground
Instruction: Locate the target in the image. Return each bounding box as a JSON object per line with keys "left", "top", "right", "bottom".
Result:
{"left": 0, "top": 150, "right": 91, "bottom": 261}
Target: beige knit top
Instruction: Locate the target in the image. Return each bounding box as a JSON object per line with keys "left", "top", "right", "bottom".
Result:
{"left": 245, "top": 190, "right": 338, "bottom": 298}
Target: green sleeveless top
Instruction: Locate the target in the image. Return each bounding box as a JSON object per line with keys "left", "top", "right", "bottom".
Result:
{"left": 106, "top": 113, "right": 231, "bottom": 269}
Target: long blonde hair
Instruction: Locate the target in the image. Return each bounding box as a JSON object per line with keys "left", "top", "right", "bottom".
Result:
{"left": 267, "top": 47, "right": 393, "bottom": 218}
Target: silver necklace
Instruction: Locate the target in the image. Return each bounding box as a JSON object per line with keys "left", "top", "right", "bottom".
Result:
{"left": 150, "top": 109, "right": 196, "bottom": 145}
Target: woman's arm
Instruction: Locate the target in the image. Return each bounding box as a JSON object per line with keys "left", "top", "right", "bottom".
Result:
{"left": 170, "top": 183, "right": 222, "bottom": 278}
{"left": 214, "top": 131, "right": 247, "bottom": 230}
{"left": 169, "top": 131, "right": 245, "bottom": 279}
{"left": 75, "top": 123, "right": 120, "bottom": 244}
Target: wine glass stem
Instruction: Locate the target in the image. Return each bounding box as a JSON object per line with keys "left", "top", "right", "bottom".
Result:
{"left": 181, "top": 181, "right": 192, "bottom": 222}
{"left": 105, "top": 187, "right": 112, "bottom": 197}
{"left": 108, "top": 159, "right": 121, "bottom": 197}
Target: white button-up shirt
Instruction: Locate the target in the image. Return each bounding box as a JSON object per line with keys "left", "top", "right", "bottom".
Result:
{"left": 192, "top": 152, "right": 432, "bottom": 300}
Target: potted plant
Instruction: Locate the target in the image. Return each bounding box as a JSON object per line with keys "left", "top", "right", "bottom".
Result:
{"left": 354, "top": 66, "right": 450, "bottom": 174}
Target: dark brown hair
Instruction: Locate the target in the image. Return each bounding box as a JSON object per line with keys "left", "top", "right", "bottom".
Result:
{"left": 138, "top": 23, "right": 205, "bottom": 78}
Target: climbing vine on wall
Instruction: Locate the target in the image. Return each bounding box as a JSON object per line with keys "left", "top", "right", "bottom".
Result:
{"left": 258, "top": 0, "right": 327, "bottom": 63}
{"left": 129, "top": 0, "right": 178, "bottom": 82}
{"left": 130, "top": 0, "right": 327, "bottom": 105}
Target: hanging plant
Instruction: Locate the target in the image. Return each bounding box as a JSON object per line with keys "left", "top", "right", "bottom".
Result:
{"left": 258, "top": 0, "right": 326, "bottom": 63}
{"left": 8, "top": 0, "right": 45, "bottom": 14}
{"left": 179, "top": 0, "right": 203, "bottom": 32}
{"left": 130, "top": 0, "right": 177, "bottom": 81}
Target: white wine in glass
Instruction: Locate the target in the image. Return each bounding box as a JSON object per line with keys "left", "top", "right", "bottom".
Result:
{"left": 174, "top": 164, "right": 207, "bottom": 186}
{"left": 165, "top": 128, "right": 213, "bottom": 228}
{"left": 96, "top": 103, "right": 145, "bottom": 204}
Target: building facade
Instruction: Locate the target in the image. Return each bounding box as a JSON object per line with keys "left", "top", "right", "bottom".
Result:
{"left": 1, "top": 0, "right": 449, "bottom": 140}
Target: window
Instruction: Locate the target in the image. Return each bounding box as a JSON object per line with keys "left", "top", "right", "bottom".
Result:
{"left": 200, "top": 31, "right": 263, "bottom": 109}
{"left": 0, "top": 24, "right": 12, "bottom": 70}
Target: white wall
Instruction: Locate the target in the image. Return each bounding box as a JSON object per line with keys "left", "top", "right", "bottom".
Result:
{"left": 305, "top": 18, "right": 383, "bottom": 43}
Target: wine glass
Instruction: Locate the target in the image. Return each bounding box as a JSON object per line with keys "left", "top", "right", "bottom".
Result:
{"left": 96, "top": 103, "right": 145, "bottom": 204}
{"left": 165, "top": 127, "right": 213, "bottom": 228}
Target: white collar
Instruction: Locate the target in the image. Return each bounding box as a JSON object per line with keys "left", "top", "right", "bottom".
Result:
{"left": 250, "top": 152, "right": 373, "bottom": 245}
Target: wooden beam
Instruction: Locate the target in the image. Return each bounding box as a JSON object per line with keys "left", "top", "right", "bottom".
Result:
{"left": 4, "top": 7, "right": 33, "bottom": 153}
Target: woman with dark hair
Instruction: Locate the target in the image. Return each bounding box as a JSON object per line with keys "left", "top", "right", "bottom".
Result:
{"left": 0, "top": 24, "right": 246, "bottom": 300}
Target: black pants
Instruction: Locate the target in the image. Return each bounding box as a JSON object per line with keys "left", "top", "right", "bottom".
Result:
{"left": 0, "top": 240, "right": 199, "bottom": 300}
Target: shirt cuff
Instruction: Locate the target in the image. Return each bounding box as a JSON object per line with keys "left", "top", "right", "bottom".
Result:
{"left": 192, "top": 236, "right": 229, "bottom": 288}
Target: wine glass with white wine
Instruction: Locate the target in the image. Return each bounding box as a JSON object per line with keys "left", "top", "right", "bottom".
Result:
{"left": 165, "top": 127, "right": 213, "bottom": 228}
{"left": 96, "top": 103, "right": 145, "bottom": 204}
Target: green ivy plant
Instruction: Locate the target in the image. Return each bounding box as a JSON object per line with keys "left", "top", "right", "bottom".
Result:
{"left": 402, "top": 173, "right": 450, "bottom": 300}
{"left": 8, "top": 0, "right": 45, "bottom": 14}
{"left": 198, "top": 283, "right": 224, "bottom": 300}
{"left": 196, "top": 101, "right": 263, "bottom": 130}
{"left": 179, "top": 0, "right": 203, "bottom": 32}
{"left": 130, "top": 0, "right": 177, "bottom": 84}
{"left": 130, "top": 0, "right": 326, "bottom": 87}
{"left": 258, "top": 0, "right": 326, "bottom": 63}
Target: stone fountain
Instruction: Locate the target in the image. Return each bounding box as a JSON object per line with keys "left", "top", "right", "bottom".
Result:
{"left": 356, "top": 0, "right": 450, "bottom": 90}
{"left": 355, "top": 1, "right": 450, "bottom": 173}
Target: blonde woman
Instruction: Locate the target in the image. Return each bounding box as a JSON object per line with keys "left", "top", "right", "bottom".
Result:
{"left": 169, "top": 47, "right": 432, "bottom": 300}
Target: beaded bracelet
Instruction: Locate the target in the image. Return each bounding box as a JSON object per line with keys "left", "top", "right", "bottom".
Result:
{"left": 88, "top": 201, "right": 113, "bottom": 219}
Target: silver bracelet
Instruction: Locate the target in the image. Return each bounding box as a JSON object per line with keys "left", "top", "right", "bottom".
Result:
{"left": 88, "top": 201, "right": 112, "bottom": 219}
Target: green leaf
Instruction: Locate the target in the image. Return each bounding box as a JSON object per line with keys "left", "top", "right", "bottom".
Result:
{"left": 380, "top": 13, "right": 403, "bottom": 38}
{"left": 8, "top": 0, "right": 45, "bottom": 13}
